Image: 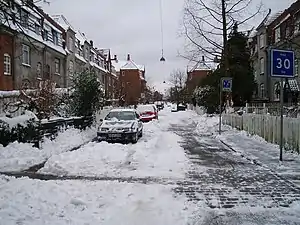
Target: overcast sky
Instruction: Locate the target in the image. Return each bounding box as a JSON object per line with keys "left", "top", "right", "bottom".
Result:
{"left": 41, "top": 0, "right": 297, "bottom": 92}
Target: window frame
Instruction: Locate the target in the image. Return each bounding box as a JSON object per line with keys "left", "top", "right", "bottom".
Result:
{"left": 260, "top": 58, "right": 264, "bottom": 74}
{"left": 4, "top": 53, "right": 11, "bottom": 75}
{"left": 54, "top": 58, "right": 60, "bottom": 74}
{"left": 36, "top": 62, "right": 42, "bottom": 78}
{"left": 259, "top": 34, "right": 264, "bottom": 48}
{"left": 22, "top": 44, "right": 30, "bottom": 65}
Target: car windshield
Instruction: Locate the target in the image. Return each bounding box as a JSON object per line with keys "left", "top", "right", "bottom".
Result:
{"left": 105, "top": 111, "right": 136, "bottom": 121}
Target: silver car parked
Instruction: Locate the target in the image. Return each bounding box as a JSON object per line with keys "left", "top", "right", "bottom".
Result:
{"left": 97, "top": 108, "right": 143, "bottom": 143}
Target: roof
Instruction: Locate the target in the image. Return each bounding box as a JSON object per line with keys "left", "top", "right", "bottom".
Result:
{"left": 188, "top": 61, "right": 215, "bottom": 72}
{"left": 121, "top": 60, "right": 140, "bottom": 70}
{"left": 99, "top": 49, "right": 110, "bottom": 61}
{"left": 112, "top": 60, "right": 126, "bottom": 71}
{"left": 265, "top": 11, "right": 284, "bottom": 26}
{"left": 76, "top": 30, "right": 88, "bottom": 45}
{"left": 51, "top": 15, "right": 75, "bottom": 32}
{"left": 110, "top": 108, "right": 136, "bottom": 112}
{"left": 138, "top": 65, "right": 145, "bottom": 71}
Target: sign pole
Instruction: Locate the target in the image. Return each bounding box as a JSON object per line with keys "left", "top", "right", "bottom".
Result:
{"left": 219, "top": 79, "right": 222, "bottom": 135}
{"left": 279, "top": 77, "right": 284, "bottom": 161}
{"left": 270, "top": 49, "right": 295, "bottom": 161}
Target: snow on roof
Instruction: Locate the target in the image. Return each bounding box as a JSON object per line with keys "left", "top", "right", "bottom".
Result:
{"left": 265, "top": 11, "right": 284, "bottom": 26}
{"left": 138, "top": 65, "right": 145, "bottom": 71}
{"left": 121, "top": 60, "right": 140, "bottom": 70}
{"left": 99, "top": 49, "right": 110, "bottom": 61}
{"left": 51, "top": 15, "right": 75, "bottom": 32}
{"left": 110, "top": 108, "right": 136, "bottom": 112}
{"left": 1, "top": 2, "right": 66, "bottom": 55}
{"left": 90, "top": 62, "right": 108, "bottom": 73}
{"left": 76, "top": 31, "right": 88, "bottom": 45}
{"left": 188, "top": 62, "right": 214, "bottom": 72}
{"left": 75, "top": 53, "right": 86, "bottom": 63}
{"left": 112, "top": 60, "right": 127, "bottom": 72}
{"left": 21, "top": 25, "right": 66, "bottom": 55}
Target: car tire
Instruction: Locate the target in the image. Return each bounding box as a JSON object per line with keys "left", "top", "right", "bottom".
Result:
{"left": 139, "top": 129, "right": 143, "bottom": 137}
{"left": 132, "top": 132, "right": 139, "bottom": 144}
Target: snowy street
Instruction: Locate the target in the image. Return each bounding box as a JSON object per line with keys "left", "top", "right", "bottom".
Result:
{"left": 1, "top": 109, "right": 300, "bottom": 224}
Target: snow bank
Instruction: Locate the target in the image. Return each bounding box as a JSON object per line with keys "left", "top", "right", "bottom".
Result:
{"left": 0, "top": 111, "right": 37, "bottom": 129}
{"left": 0, "top": 175, "right": 191, "bottom": 225}
{"left": 0, "top": 127, "right": 96, "bottom": 172}
{"left": 40, "top": 109, "right": 191, "bottom": 178}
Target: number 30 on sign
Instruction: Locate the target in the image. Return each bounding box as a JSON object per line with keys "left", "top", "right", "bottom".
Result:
{"left": 270, "top": 49, "right": 295, "bottom": 78}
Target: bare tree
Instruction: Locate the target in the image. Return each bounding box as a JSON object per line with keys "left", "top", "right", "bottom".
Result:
{"left": 169, "top": 69, "right": 187, "bottom": 103}
{"left": 181, "top": 0, "right": 264, "bottom": 63}
{"left": 169, "top": 69, "right": 187, "bottom": 88}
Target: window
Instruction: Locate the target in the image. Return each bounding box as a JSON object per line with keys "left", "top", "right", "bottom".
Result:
{"left": 4, "top": 53, "right": 11, "bottom": 75}
{"left": 69, "top": 37, "right": 74, "bottom": 52}
{"left": 275, "top": 27, "right": 281, "bottom": 43}
{"left": 85, "top": 47, "right": 89, "bottom": 60}
{"left": 52, "top": 29, "right": 58, "bottom": 45}
{"left": 274, "top": 82, "right": 280, "bottom": 101}
{"left": 90, "top": 52, "right": 94, "bottom": 62}
{"left": 54, "top": 58, "right": 60, "bottom": 74}
{"left": 69, "top": 61, "right": 74, "bottom": 76}
{"left": 22, "top": 44, "right": 30, "bottom": 65}
{"left": 260, "top": 83, "right": 265, "bottom": 98}
{"left": 295, "top": 59, "right": 298, "bottom": 77}
{"left": 35, "top": 24, "right": 40, "bottom": 35}
{"left": 259, "top": 34, "right": 264, "bottom": 48}
{"left": 43, "top": 30, "right": 48, "bottom": 41}
{"left": 36, "top": 62, "right": 42, "bottom": 78}
{"left": 260, "top": 58, "right": 264, "bottom": 74}
{"left": 45, "top": 64, "right": 50, "bottom": 79}
{"left": 20, "top": 9, "right": 29, "bottom": 28}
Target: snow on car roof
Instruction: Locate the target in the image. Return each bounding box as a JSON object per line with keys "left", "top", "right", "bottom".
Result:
{"left": 110, "top": 108, "right": 136, "bottom": 112}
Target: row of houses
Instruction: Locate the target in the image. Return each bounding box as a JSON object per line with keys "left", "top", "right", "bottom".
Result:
{"left": 185, "top": 0, "right": 300, "bottom": 104}
{"left": 0, "top": 0, "right": 146, "bottom": 105}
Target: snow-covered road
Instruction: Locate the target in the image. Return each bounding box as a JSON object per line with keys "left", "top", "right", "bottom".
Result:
{"left": 1, "top": 108, "right": 300, "bottom": 224}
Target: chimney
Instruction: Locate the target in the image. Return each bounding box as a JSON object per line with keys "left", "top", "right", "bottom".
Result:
{"left": 90, "top": 40, "right": 93, "bottom": 47}
{"left": 127, "top": 54, "right": 130, "bottom": 61}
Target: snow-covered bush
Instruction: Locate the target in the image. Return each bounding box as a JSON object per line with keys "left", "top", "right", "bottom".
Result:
{"left": 0, "top": 111, "right": 40, "bottom": 147}
{"left": 69, "top": 71, "right": 104, "bottom": 117}
{"left": 193, "top": 86, "right": 218, "bottom": 113}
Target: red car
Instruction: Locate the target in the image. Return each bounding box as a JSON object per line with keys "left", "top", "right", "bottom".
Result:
{"left": 137, "top": 104, "right": 158, "bottom": 122}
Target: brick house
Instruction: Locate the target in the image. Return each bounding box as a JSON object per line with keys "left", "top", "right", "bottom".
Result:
{"left": 249, "top": 0, "right": 300, "bottom": 102}
{"left": 112, "top": 54, "right": 146, "bottom": 105}
{"left": 186, "top": 62, "right": 212, "bottom": 99}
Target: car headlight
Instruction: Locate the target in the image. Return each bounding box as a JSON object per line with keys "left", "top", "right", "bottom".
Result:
{"left": 123, "top": 128, "right": 130, "bottom": 132}
{"left": 101, "top": 128, "right": 109, "bottom": 132}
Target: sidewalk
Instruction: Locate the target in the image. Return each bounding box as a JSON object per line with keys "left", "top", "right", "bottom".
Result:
{"left": 217, "top": 125, "right": 300, "bottom": 187}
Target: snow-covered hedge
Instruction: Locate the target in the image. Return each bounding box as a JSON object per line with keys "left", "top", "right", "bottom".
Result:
{"left": 0, "top": 111, "right": 39, "bottom": 147}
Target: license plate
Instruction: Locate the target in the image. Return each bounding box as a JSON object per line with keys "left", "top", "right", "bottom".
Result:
{"left": 109, "top": 134, "right": 121, "bottom": 138}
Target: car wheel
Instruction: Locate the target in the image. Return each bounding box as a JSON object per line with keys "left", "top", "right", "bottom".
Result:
{"left": 139, "top": 129, "right": 143, "bottom": 137}
{"left": 132, "top": 132, "right": 138, "bottom": 143}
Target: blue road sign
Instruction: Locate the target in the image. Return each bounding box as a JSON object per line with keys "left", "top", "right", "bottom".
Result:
{"left": 270, "top": 49, "right": 295, "bottom": 78}
{"left": 221, "top": 77, "right": 232, "bottom": 92}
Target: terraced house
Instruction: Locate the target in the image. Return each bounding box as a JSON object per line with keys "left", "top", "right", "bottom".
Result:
{"left": 249, "top": 0, "right": 300, "bottom": 103}
{"left": 0, "top": 0, "right": 119, "bottom": 99}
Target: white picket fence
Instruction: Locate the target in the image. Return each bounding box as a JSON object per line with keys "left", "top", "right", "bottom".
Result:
{"left": 222, "top": 114, "right": 300, "bottom": 152}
